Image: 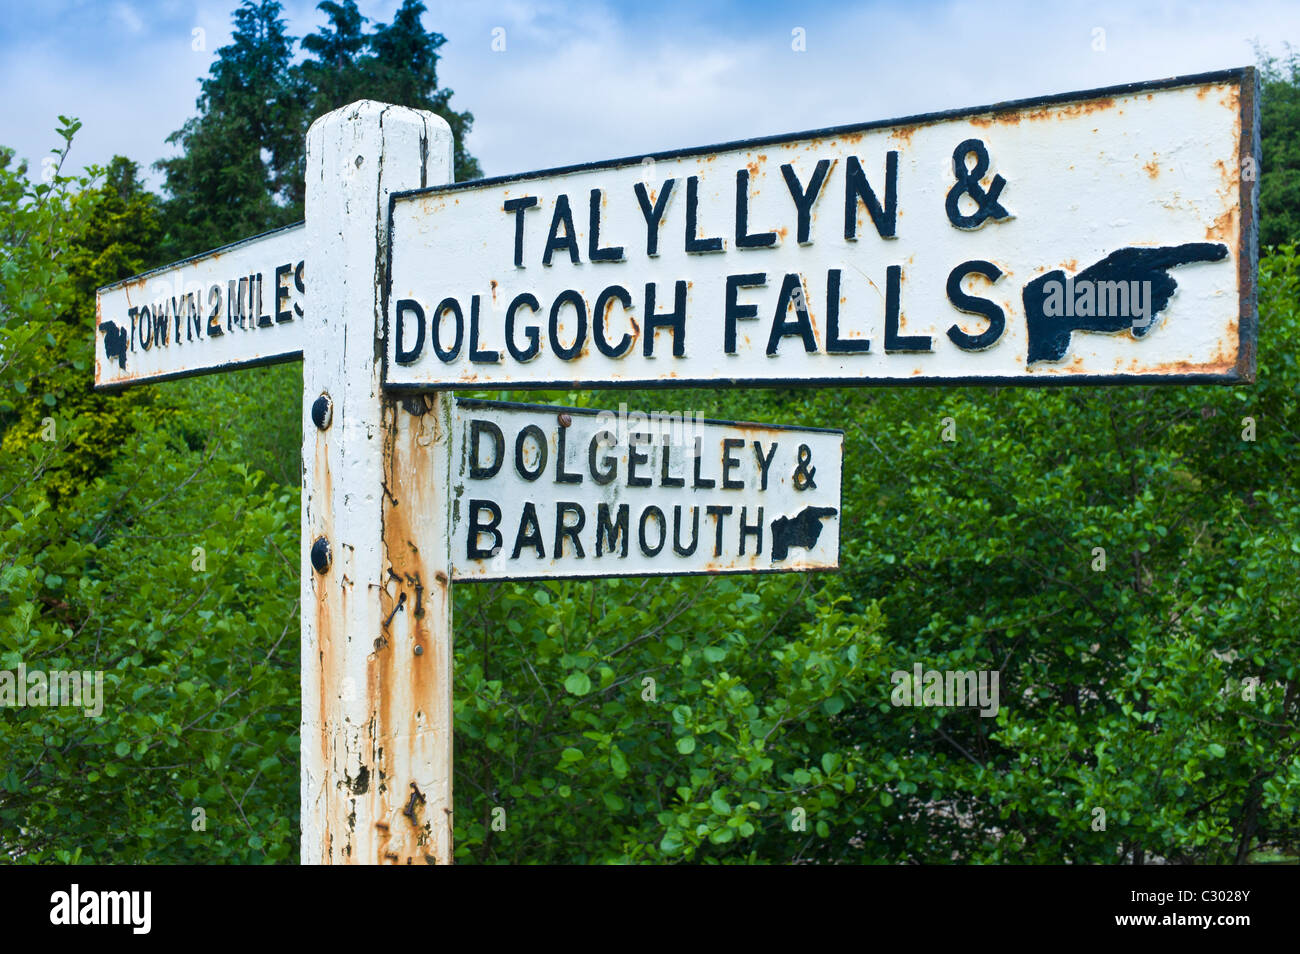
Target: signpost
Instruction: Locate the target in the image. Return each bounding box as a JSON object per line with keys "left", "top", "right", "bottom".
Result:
{"left": 92, "top": 67, "right": 1259, "bottom": 864}
{"left": 95, "top": 223, "right": 305, "bottom": 388}
{"left": 449, "top": 400, "right": 842, "bottom": 581}
{"left": 385, "top": 70, "right": 1256, "bottom": 391}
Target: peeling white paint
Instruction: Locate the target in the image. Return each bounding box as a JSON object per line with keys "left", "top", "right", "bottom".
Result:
{"left": 301, "top": 101, "right": 454, "bottom": 865}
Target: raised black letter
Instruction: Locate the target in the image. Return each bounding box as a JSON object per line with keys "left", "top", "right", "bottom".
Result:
{"left": 643, "top": 280, "right": 686, "bottom": 357}
{"left": 736, "top": 169, "right": 777, "bottom": 248}
{"left": 543, "top": 194, "right": 581, "bottom": 265}
{"left": 469, "top": 419, "right": 504, "bottom": 479}
{"left": 884, "top": 265, "right": 932, "bottom": 353}
{"left": 685, "top": 176, "right": 724, "bottom": 253}
{"left": 467, "top": 500, "right": 503, "bottom": 559}
{"left": 395, "top": 299, "right": 426, "bottom": 364}
{"left": 825, "top": 269, "right": 869, "bottom": 354}
{"left": 945, "top": 260, "right": 1005, "bottom": 351}
{"left": 781, "top": 159, "right": 831, "bottom": 244}
{"left": 506, "top": 292, "right": 541, "bottom": 361}
{"left": 634, "top": 179, "right": 674, "bottom": 256}
{"left": 844, "top": 152, "right": 898, "bottom": 240}
{"left": 504, "top": 196, "right": 539, "bottom": 267}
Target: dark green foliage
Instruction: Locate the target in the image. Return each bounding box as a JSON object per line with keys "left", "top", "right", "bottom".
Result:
{"left": 1259, "top": 47, "right": 1300, "bottom": 247}
{"left": 2, "top": 154, "right": 162, "bottom": 504}
{"left": 1, "top": 125, "right": 299, "bottom": 863}
{"left": 361, "top": 1, "right": 480, "bottom": 182}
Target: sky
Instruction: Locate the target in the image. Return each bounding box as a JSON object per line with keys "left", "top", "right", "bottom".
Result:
{"left": 1, "top": 0, "right": 1298, "bottom": 189}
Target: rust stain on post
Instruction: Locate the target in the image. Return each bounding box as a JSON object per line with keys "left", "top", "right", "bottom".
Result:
{"left": 375, "top": 393, "right": 453, "bottom": 864}
{"left": 303, "top": 102, "right": 455, "bottom": 865}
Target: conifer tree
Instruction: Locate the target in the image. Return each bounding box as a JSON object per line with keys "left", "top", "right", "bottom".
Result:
{"left": 156, "top": 1, "right": 305, "bottom": 256}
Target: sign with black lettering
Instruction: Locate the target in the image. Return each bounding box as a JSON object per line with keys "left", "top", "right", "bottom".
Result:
{"left": 95, "top": 223, "right": 305, "bottom": 388}
{"left": 450, "top": 400, "right": 842, "bottom": 580}
{"left": 386, "top": 68, "right": 1257, "bottom": 390}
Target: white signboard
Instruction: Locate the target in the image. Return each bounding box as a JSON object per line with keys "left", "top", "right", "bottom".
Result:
{"left": 449, "top": 400, "right": 842, "bottom": 580}
{"left": 386, "top": 69, "right": 1257, "bottom": 391}
{"left": 95, "top": 223, "right": 306, "bottom": 388}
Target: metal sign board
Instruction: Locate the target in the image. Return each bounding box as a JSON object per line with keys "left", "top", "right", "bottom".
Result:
{"left": 449, "top": 400, "right": 842, "bottom": 580}
{"left": 94, "top": 222, "right": 306, "bottom": 388}
{"left": 385, "top": 68, "right": 1257, "bottom": 391}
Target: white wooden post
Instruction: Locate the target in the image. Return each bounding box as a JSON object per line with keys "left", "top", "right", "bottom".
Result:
{"left": 301, "top": 102, "right": 455, "bottom": 864}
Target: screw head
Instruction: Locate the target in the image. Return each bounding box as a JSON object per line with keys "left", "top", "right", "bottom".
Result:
{"left": 312, "top": 393, "right": 333, "bottom": 430}
{"left": 414, "top": 645, "right": 424, "bottom": 656}
{"left": 558, "top": 412, "right": 572, "bottom": 427}
{"left": 310, "top": 536, "right": 332, "bottom": 574}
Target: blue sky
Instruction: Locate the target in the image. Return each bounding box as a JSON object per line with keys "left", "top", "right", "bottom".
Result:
{"left": 2, "top": 0, "right": 1298, "bottom": 188}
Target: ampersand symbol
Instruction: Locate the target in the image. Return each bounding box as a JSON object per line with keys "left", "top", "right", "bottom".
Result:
{"left": 793, "top": 444, "right": 817, "bottom": 491}
{"left": 945, "top": 138, "right": 1011, "bottom": 230}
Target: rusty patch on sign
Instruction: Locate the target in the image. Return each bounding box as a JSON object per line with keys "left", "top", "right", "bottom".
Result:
{"left": 1206, "top": 208, "right": 1236, "bottom": 241}
{"left": 970, "top": 96, "right": 1118, "bottom": 128}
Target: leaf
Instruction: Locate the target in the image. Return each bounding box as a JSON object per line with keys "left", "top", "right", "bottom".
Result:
{"left": 676, "top": 736, "right": 696, "bottom": 755}
{"left": 563, "top": 671, "right": 591, "bottom": 696}
{"left": 609, "top": 746, "right": 629, "bottom": 779}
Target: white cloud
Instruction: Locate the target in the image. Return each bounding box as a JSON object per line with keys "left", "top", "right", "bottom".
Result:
{"left": 435, "top": 0, "right": 1298, "bottom": 178}
{"left": 2, "top": 0, "right": 1299, "bottom": 192}
{"left": 113, "top": 2, "right": 144, "bottom": 34}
